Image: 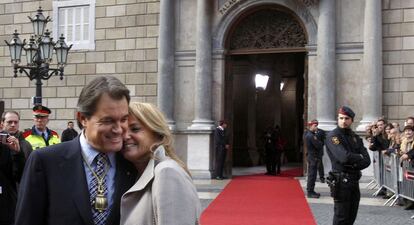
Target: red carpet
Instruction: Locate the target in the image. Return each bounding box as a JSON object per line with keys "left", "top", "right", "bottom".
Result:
{"left": 200, "top": 168, "right": 317, "bottom": 225}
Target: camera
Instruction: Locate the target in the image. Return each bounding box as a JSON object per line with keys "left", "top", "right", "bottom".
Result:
{"left": 0, "top": 133, "right": 10, "bottom": 144}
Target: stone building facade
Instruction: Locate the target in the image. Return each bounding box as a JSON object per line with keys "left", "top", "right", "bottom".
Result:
{"left": 0, "top": 0, "right": 413, "bottom": 177}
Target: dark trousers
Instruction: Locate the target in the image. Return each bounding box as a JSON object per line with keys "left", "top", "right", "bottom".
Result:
{"left": 275, "top": 151, "right": 281, "bottom": 174}
{"left": 215, "top": 146, "right": 226, "bottom": 178}
{"left": 317, "top": 158, "right": 325, "bottom": 179}
{"left": 265, "top": 148, "right": 276, "bottom": 173}
{"left": 333, "top": 180, "right": 360, "bottom": 225}
{"left": 306, "top": 158, "right": 318, "bottom": 192}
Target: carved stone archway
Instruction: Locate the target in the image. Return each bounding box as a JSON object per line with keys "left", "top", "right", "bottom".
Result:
{"left": 227, "top": 8, "right": 307, "bottom": 53}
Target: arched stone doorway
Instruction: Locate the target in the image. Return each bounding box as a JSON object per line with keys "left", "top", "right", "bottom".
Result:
{"left": 222, "top": 5, "right": 308, "bottom": 175}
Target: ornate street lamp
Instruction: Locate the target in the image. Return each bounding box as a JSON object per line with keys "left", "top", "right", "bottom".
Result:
{"left": 5, "top": 7, "right": 72, "bottom": 106}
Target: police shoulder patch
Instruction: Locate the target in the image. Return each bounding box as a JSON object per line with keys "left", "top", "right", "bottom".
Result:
{"left": 331, "top": 136, "right": 340, "bottom": 145}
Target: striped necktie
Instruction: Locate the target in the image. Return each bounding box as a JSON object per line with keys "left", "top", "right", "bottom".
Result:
{"left": 90, "top": 153, "right": 109, "bottom": 225}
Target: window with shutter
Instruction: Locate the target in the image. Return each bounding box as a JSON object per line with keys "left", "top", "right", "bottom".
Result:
{"left": 53, "top": 0, "right": 95, "bottom": 50}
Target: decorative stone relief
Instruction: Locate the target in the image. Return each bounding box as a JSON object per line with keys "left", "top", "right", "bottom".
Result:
{"left": 301, "top": 0, "right": 318, "bottom": 7}
{"left": 229, "top": 9, "right": 306, "bottom": 50}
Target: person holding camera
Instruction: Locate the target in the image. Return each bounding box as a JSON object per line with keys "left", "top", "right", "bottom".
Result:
{"left": 325, "top": 106, "right": 371, "bottom": 225}
{"left": 0, "top": 129, "right": 25, "bottom": 225}
{"left": 1, "top": 111, "right": 32, "bottom": 159}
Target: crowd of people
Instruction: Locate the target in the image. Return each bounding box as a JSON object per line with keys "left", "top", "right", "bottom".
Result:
{"left": 364, "top": 116, "right": 414, "bottom": 163}
{"left": 364, "top": 116, "right": 414, "bottom": 209}
{"left": 0, "top": 76, "right": 201, "bottom": 225}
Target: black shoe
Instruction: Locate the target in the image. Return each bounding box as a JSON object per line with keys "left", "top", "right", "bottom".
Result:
{"left": 404, "top": 201, "right": 414, "bottom": 210}
{"left": 307, "top": 192, "right": 321, "bottom": 198}
{"left": 215, "top": 176, "right": 223, "bottom": 180}
{"left": 382, "top": 194, "right": 392, "bottom": 199}
{"left": 320, "top": 178, "right": 325, "bottom": 183}
{"left": 265, "top": 172, "right": 271, "bottom": 175}
{"left": 377, "top": 189, "right": 386, "bottom": 196}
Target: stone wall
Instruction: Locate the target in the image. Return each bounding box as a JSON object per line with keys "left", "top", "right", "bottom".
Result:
{"left": 383, "top": 0, "right": 414, "bottom": 125}
{"left": 0, "top": 0, "right": 160, "bottom": 135}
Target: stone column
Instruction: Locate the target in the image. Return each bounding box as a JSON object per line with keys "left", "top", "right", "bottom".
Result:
{"left": 316, "top": 0, "right": 336, "bottom": 130}
{"left": 357, "top": 0, "right": 382, "bottom": 131}
{"left": 188, "top": 0, "right": 214, "bottom": 130}
{"left": 157, "top": 0, "right": 175, "bottom": 128}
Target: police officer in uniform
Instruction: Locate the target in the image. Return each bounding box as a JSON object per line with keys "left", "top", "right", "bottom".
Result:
{"left": 325, "top": 106, "right": 371, "bottom": 225}
{"left": 304, "top": 120, "right": 324, "bottom": 198}
{"left": 23, "top": 105, "right": 61, "bottom": 150}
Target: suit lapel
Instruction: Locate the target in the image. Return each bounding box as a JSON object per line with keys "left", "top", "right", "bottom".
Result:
{"left": 59, "top": 137, "right": 94, "bottom": 225}
{"left": 106, "top": 153, "right": 137, "bottom": 225}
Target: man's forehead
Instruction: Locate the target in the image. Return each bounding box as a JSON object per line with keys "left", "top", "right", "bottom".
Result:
{"left": 338, "top": 113, "right": 351, "bottom": 119}
{"left": 5, "top": 112, "right": 19, "bottom": 118}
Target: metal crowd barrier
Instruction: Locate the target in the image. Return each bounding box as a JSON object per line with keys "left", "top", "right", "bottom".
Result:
{"left": 381, "top": 153, "right": 400, "bottom": 206}
{"left": 371, "top": 152, "right": 384, "bottom": 194}
{"left": 399, "top": 160, "right": 414, "bottom": 202}
{"left": 367, "top": 150, "right": 414, "bottom": 219}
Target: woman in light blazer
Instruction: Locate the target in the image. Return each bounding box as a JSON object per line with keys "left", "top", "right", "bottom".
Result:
{"left": 120, "top": 102, "right": 201, "bottom": 225}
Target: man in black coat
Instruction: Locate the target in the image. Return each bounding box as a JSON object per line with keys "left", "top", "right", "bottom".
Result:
{"left": 214, "top": 120, "right": 229, "bottom": 180}
{"left": 325, "top": 106, "right": 371, "bottom": 225}
{"left": 0, "top": 131, "right": 25, "bottom": 225}
{"left": 61, "top": 121, "right": 79, "bottom": 142}
{"left": 264, "top": 126, "right": 277, "bottom": 175}
{"left": 15, "top": 76, "right": 137, "bottom": 225}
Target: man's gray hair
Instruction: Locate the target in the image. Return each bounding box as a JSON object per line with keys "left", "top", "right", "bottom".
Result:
{"left": 77, "top": 76, "right": 130, "bottom": 129}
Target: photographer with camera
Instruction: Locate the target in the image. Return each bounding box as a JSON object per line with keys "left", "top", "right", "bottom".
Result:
{"left": 1, "top": 111, "right": 32, "bottom": 159}
{"left": 369, "top": 119, "right": 390, "bottom": 152}
{"left": 0, "top": 128, "right": 25, "bottom": 225}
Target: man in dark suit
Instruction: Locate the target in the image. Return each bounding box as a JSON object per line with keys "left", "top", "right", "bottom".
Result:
{"left": 61, "top": 121, "right": 78, "bottom": 142}
{"left": 15, "top": 76, "right": 137, "bottom": 225}
{"left": 214, "top": 120, "right": 229, "bottom": 180}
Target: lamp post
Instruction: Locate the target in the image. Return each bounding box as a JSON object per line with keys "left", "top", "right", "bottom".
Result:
{"left": 5, "top": 7, "right": 72, "bottom": 106}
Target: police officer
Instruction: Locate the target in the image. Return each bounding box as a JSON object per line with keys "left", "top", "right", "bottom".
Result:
{"left": 23, "top": 105, "right": 61, "bottom": 150}
{"left": 304, "top": 119, "right": 324, "bottom": 198}
{"left": 325, "top": 106, "right": 371, "bottom": 225}
{"left": 316, "top": 126, "right": 327, "bottom": 183}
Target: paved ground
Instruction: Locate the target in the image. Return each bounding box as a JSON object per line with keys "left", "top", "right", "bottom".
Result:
{"left": 194, "top": 165, "right": 414, "bottom": 225}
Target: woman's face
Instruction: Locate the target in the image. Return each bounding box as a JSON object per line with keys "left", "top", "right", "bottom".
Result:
{"left": 405, "top": 129, "right": 414, "bottom": 139}
{"left": 122, "top": 114, "right": 159, "bottom": 164}
{"left": 385, "top": 126, "right": 392, "bottom": 135}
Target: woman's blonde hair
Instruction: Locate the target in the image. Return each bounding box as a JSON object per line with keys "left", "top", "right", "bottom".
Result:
{"left": 128, "top": 102, "right": 191, "bottom": 176}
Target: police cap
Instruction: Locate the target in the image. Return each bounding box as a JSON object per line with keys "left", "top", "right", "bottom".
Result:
{"left": 33, "top": 105, "right": 51, "bottom": 116}
{"left": 338, "top": 106, "right": 355, "bottom": 119}
{"left": 308, "top": 119, "right": 318, "bottom": 126}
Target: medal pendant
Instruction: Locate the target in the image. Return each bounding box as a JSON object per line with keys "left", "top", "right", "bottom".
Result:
{"left": 94, "top": 189, "right": 108, "bottom": 212}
